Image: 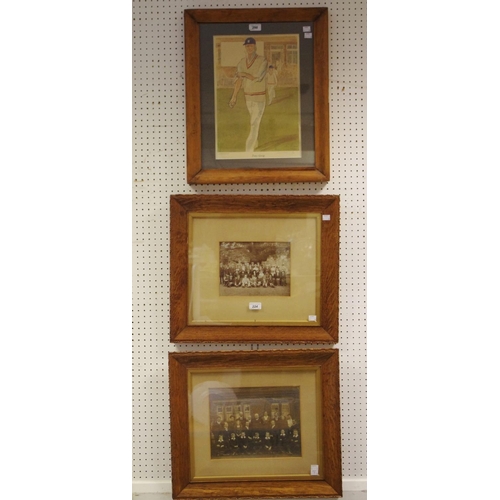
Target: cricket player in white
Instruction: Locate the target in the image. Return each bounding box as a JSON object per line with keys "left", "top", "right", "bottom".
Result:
{"left": 266, "top": 65, "right": 278, "bottom": 104}
{"left": 228, "top": 37, "right": 268, "bottom": 153}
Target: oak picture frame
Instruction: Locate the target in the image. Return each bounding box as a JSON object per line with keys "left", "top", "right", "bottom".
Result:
{"left": 184, "top": 8, "right": 330, "bottom": 184}
{"left": 169, "top": 349, "right": 342, "bottom": 499}
{"left": 169, "top": 195, "right": 339, "bottom": 344}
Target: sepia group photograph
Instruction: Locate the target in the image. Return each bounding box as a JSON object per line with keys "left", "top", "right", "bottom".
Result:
{"left": 219, "top": 241, "right": 291, "bottom": 296}
{"left": 209, "top": 386, "right": 301, "bottom": 459}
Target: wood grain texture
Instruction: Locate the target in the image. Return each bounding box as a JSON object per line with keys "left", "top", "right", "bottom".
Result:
{"left": 320, "top": 350, "right": 343, "bottom": 495}
{"left": 184, "top": 10, "right": 201, "bottom": 177}
{"left": 175, "top": 481, "right": 339, "bottom": 499}
{"left": 313, "top": 9, "right": 330, "bottom": 177}
{"left": 187, "top": 168, "right": 328, "bottom": 186}
{"left": 184, "top": 8, "right": 330, "bottom": 185}
{"left": 168, "top": 350, "right": 342, "bottom": 499}
{"left": 169, "top": 196, "right": 190, "bottom": 341}
{"left": 169, "top": 358, "right": 190, "bottom": 498}
{"left": 169, "top": 195, "right": 340, "bottom": 344}
{"left": 186, "top": 8, "right": 328, "bottom": 24}
{"left": 320, "top": 194, "right": 340, "bottom": 341}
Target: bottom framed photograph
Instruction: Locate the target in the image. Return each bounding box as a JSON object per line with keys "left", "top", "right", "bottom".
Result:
{"left": 168, "top": 349, "right": 342, "bottom": 499}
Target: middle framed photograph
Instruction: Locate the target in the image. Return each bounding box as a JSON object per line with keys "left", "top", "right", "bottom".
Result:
{"left": 170, "top": 195, "right": 339, "bottom": 343}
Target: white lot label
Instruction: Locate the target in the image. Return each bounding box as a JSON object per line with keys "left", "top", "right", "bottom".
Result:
{"left": 249, "top": 302, "right": 262, "bottom": 310}
{"left": 310, "top": 465, "right": 319, "bottom": 475}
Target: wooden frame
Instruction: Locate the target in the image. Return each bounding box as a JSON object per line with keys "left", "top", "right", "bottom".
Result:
{"left": 170, "top": 195, "right": 339, "bottom": 343}
{"left": 185, "top": 8, "right": 330, "bottom": 184}
{"left": 169, "top": 349, "right": 342, "bottom": 499}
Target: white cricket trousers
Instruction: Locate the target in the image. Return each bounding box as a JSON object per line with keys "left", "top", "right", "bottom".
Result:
{"left": 245, "top": 100, "right": 266, "bottom": 152}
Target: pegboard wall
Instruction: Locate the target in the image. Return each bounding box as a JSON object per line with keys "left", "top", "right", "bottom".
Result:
{"left": 133, "top": 0, "right": 366, "bottom": 490}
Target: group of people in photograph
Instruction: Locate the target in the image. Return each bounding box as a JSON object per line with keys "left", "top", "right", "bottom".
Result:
{"left": 220, "top": 261, "right": 288, "bottom": 288}
{"left": 210, "top": 411, "right": 301, "bottom": 457}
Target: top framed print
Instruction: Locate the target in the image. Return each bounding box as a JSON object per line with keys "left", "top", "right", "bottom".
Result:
{"left": 169, "top": 194, "right": 339, "bottom": 343}
{"left": 184, "top": 8, "right": 330, "bottom": 184}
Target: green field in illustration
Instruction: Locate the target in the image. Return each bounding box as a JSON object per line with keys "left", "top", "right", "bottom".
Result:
{"left": 216, "top": 87, "right": 301, "bottom": 153}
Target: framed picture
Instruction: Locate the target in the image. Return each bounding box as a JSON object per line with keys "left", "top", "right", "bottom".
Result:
{"left": 170, "top": 195, "right": 339, "bottom": 343}
{"left": 169, "top": 349, "right": 342, "bottom": 499}
{"left": 184, "top": 8, "right": 330, "bottom": 184}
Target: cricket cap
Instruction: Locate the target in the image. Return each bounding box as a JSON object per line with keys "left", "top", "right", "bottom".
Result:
{"left": 243, "top": 37, "right": 256, "bottom": 45}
